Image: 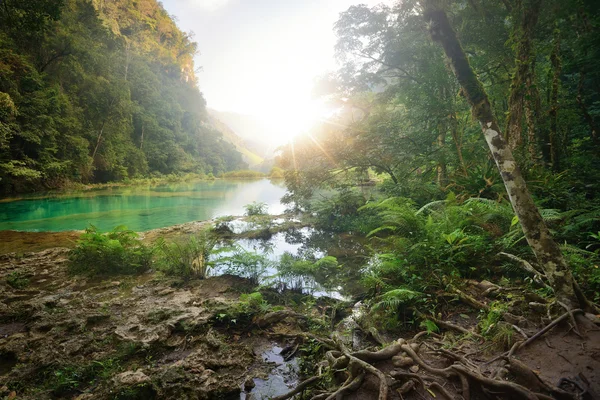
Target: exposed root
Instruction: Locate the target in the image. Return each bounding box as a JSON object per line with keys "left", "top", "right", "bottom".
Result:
{"left": 486, "top": 309, "right": 583, "bottom": 364}
{"left": 272, "top": 376, "right": 321, "bottom": 400}
{"left": 413, "top": 309, "right": 484, "bottom": 339}
{"left": 293, "top": 308, "right": 586, "bottom": 400}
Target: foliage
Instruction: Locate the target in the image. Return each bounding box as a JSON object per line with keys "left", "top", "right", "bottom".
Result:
{"left": 68, "top": 225, "right": 153, "bottom": 276}
{"left": 277, "top": 253, "right": 340, "bottom": 291}
{"left": 220, "top": 170, "right": 265, "bottom": 179}
{"left": 244, "top": 201, "right": 268, "bottom": 216}
{"left": 7, "top": 271, "right": 29, "bottom": 289}
{"left": 275, "top": 0, "right": 600, "bottom": 301}
{"left": 311, "top": 188, "right": 379, "bottom": 234}
{"left": 371, "top": 288, "right": 422, "bottom": 311}
{"left": 218, "top": 247, "right": 272, "bottom": 285}
{"left": 213, "top": 292, "right": 273, "bottom": 326}
{"left": 156, "top": 230, "right": 218, "bottom": 279}
{"left": 0, "top": 0, "right": 246, "bottom": 194}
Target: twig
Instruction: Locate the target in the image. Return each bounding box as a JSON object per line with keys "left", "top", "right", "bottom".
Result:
{"left": 485, "top": 309, "right": 583, "bottom": 364}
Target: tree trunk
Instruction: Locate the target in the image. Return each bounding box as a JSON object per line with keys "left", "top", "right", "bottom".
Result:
{"left": 92, "top": 122, "right": 105, "bottom": 160}
{"left": 548, "top": 29, "right": 561, "bottom": 171}
{"left": 436, "top": 123, "right": 447, "bottom": 187}
{"left": 524, "top": 65, "right": 541, "bottom": 162}
{"left": 576, "top": 72, "right": 599, "bottom": 146}
{"left": 140, "top": 123, "right": 144, "bottom": 150}
{"left": 449, "top": 113, "right": 468, "bottom": 176}
{"left": 505, "top": 0, "right": 542, "bottom": 153}
{"left": 423, "top": 2, "right": 584, "bottom": 310}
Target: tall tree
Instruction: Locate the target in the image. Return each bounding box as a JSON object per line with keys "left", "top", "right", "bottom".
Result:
{"left": 422, "top": 0, "right": 591, "bottom": 310}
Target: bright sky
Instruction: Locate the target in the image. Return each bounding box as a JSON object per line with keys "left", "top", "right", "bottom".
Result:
{"left": 160, "top": 0, "right": 384, "bottom": 143}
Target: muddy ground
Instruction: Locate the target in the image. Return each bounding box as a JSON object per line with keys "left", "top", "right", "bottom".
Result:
{"left": 0, "top": 247, "right": 320, "bottom": 399}
{"left": 1, "top": 228, "right": 600, "bottom": 399}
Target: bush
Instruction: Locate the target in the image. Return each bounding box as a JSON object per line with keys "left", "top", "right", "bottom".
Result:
{"left": 7, "top": 271, "right": 29, "bottom": 289}
{"left": 156, "top": 230, "right": 218, "bottom": 279}
{"left": 218, "top": 248, "right": 272, "bottom": 285}
{"left": 68, "top": 226, "right": 153, "bottom": 276}
{"left": 244, "top": 201, "right": 268, "bottom": 216}
{"left": 220, "top": 170, "right": 265, "bottom": 179}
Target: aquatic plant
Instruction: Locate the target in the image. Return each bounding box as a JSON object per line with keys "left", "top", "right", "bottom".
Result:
{"left": 244, "top": 201, "right": 269, "bottom": 216}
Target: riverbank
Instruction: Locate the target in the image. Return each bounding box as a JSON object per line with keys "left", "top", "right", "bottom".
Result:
{"left": 0, "top": 213, "right": 305, "bottom": 256}
{"left": 2, "top": 220, "right": 599, "bottom": 399}
{"left": 0, "top": 172, "right": 283, "bottom": 204}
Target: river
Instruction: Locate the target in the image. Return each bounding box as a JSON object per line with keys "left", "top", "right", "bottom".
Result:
{"left": 0, "top": 179, "right": 287, "bottom": 232}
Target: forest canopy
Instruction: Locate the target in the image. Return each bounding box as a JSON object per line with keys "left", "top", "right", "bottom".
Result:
{"left": 0, "top": 0, "right": 246, "bottom": 194}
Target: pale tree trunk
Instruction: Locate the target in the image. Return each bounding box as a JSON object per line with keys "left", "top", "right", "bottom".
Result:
{"left": 92, "top": 121, "right": 106, "bottom": 160}
{"left": 436, "top": 122, "right": 447, "bottom": 187}
{"left": 140, "top": 123, "right": 144, "bottom": 150}
{"left": 422, "top": 2, "right": 590, "bottom": 310}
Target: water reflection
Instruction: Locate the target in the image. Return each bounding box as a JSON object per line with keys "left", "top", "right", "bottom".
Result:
{"left": 211, "top": 227, "right": 370, "bottom": 299}
{"left": 0, "top": 179, "right": 286, "bottom": 232}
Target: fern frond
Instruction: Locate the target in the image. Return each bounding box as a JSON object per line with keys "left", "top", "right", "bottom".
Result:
{"left": 416, "top": 200, "right": 447, "bottom": 215}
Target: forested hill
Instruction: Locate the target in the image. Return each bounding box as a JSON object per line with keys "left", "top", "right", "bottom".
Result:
{"left": 0, "top": 0, "right": 246, "bottom": 194}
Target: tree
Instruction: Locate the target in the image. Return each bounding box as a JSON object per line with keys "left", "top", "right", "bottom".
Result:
{"left": 422, "top": 0, "right": 592, "bottom": 311}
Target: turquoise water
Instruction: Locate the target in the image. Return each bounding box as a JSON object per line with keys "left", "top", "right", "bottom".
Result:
{"left": 0, "top": 179, "right": 287, "bottom": 232}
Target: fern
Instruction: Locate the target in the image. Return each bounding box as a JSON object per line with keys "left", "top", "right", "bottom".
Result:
{"left": 372, "top": 288, "right": 422, "bottom": 311}
{"left": 416, "top": 199, "right": 447, "bottom": 215}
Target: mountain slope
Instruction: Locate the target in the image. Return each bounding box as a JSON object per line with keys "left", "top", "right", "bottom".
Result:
{"left": 208, "top": 114, "right": 264, "bottom": 166}
{"left": 208, "top": 109, "right": 279, "bottom": 159}
{"left": 0, "top": 0, "right": 245, "bottom": 194}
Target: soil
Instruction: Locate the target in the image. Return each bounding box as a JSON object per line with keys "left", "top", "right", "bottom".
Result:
{"left": 1, "top": 230, "right": 599, "bottom": 399}
{"left": 0, "top": 247, "right": 312, "bottom": 399}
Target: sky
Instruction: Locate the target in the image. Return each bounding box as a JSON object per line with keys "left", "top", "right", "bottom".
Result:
{"left": 160, "top": 0, "right": 384, "bottom": 143}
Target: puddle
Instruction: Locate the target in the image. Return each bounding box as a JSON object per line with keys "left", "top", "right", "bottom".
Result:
{"left": 241, "top": 343, "right": 299, "bottom": 400}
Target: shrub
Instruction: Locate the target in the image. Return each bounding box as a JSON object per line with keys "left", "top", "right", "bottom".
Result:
{"left": 218, "top": 247, "right": 272, "bottom": 285}
{"left": 220, "top": 170, "right": 265, "bottom": 179}
{"left": 244, "top": 201, "right": 268, "bottom": 216}
{"left": 7, "top": 271, "right": 29, "bottom": 289}
{"left": 156, "top": 230, "right": 218, "bottom": 279}
{"left": 68, "top": 226, "right": 153, "bottom": 276}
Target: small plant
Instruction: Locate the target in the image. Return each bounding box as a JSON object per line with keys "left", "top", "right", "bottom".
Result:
{"left": 68, "top": 225, "right": 153, "bottom": 276}
{"left": 156, "top": 230, "right": 218, "bottom": 279}
{"left": 244, "top": 201, "right": 268, "bottom": 216}
{"left": 218, "top": 247, "right": 272, "bottom": 285}
{"left": 7, "top": 271, "right": 29, "bottom": 289}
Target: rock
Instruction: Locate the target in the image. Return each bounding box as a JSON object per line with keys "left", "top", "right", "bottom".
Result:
{"left": 86, "top": 313, "right": 110, "bottom": 325}
{"left": 409, "top": 365, "right": 419, "bottom": 373}
{"left": 114, "top": 370, "right": 150, "bottom": 386}
{"left": 528, "top": 302, "right": 547, "bottom": 314}
{"left": 524, "top": 292, "right": 546, "bottom": 303}
{"left": 158, "top": 288, "right": 175, "bottom": 296}
{"left": 584, "top": 313, "right": 600, "bottom": 325}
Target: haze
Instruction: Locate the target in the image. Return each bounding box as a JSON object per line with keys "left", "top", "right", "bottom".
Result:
{"left": 160, "top": 0, "right": 384, "bottom": 144}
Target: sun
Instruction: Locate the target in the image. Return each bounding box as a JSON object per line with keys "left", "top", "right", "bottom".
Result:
{"left": 258, "top": 98, "right": 333, "bottom": 146}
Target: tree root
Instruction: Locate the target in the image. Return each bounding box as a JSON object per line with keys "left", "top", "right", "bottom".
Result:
{"left": 272, "top": 376, "right": 321, "bottom": 400}
{"left": 291, "top": 309, "right": 584, "bottom": 400}
{"left": 486, "top": 309, "right": 583, "bottom": 364}
{"left": 413, "top": 309, "right": 484, "bottom": 339}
